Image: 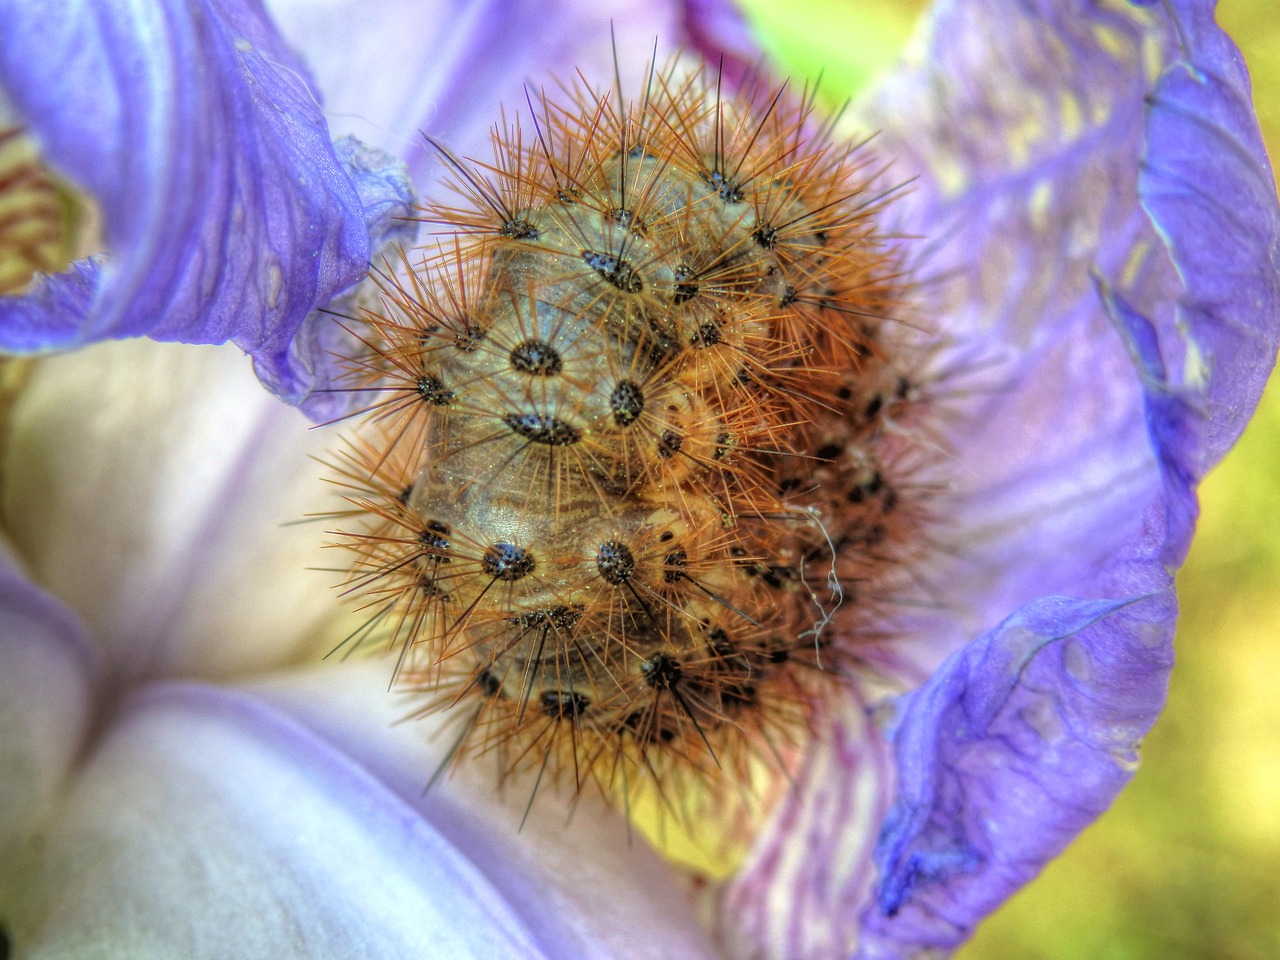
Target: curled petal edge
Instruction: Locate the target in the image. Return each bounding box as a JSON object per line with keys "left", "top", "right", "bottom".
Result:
{"left": 857, "top": 2, "right": 1280, "bottom": 954}
{"left": 0, "top": 0, "right": 414, "bottom": 410}
{"left": 856, "top": 592, "right": 1174, "bottom": 957}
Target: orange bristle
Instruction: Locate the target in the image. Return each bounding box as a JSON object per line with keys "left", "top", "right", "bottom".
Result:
{"left": 319, "top": 52, "right": 942, "bottom": 827}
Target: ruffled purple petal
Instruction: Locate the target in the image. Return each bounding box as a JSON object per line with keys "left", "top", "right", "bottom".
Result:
{"left": 1137, "top": 1, "right": 1280, "bottom": 476}
{"left": 276, "top": 134, "right": 419, "bottom": 419}
{"left": 857, "top": 593, "right": 1174, "bottom": 956}
{"left": 1096, "top": 277, "right": 1201, "bottom": 566}
{"left": 844, "top": 1, "right": 1280, "bottom": 954}
{"left": 0, "top": 0, "right": 413, "bottom": 406}
{"left": 857, "top": 4, "right": 1187, "bottom": 631}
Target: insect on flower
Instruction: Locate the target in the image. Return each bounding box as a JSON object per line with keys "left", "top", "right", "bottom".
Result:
{"left": 319, "top": 50, "right": 950, "bottom": 826}
{"left": 5, "top": 1, "right": 1277, "bottom": 957}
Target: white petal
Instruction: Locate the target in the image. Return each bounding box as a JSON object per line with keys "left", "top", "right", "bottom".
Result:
{"left": 249, "top": 658, "right": 726, "bottom": 960}
{"left": 8, "top": 681, "right": 554, "bottom": 960}
{"left": 2, "top": 339, "right": 357, "bottom": 681}
{"left": 721, "top": 690, "right": 893, "bottom": 959}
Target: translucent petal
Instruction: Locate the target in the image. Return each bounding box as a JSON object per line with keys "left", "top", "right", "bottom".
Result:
{"left": 836, "top": 1, "right": 1280, "bottom": 952}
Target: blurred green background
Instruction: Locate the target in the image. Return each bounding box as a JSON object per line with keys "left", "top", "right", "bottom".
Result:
{"left": 738, "top": 1, "right": 1280, "bottom": 957}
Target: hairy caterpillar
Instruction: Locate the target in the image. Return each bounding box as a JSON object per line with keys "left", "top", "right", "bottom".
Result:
{"left": 322, "top": 52, "right": 935, "bottom": 829}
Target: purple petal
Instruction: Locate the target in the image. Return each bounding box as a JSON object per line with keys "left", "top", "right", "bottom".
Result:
{"left": 840, "top": 1, "right": 1280, "bottom": 953}
{"left": 859, "top": 3, "right": 1188, "bottom": 628}
{"left": 0, "top": 0, "right": 413, "bottom": 406}
{"left": 677, "top": 0, "right": 766, "bottom": 86}
{"left": 1095, "top": 277, "right": 1201, "bottom": 565}
{"left": 1138, "top": 0, "right": 1280, "bottom": 475}
{"left": 857, "top": 594, "right": 1174, "bottom": 955}
{"left": 0, "top": 544, "right": 99, "bottom": 858}
{"left": 277, "top": 134, "right": 419, "bottom": 419}
{"left": 7, "top": 681, "right": 554, "bottom": 959}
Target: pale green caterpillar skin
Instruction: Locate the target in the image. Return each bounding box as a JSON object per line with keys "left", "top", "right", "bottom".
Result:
{"left": 332, "top": 60, "right": 932, "bottom": 805}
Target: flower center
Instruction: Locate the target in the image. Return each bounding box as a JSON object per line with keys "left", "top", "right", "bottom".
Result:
{"left": 0, "top": 126, "right": 72, "bottom": 297}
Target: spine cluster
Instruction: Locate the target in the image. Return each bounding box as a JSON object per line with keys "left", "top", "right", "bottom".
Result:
{"left": 329, "top": 63, "right": 930, "bottom": 808}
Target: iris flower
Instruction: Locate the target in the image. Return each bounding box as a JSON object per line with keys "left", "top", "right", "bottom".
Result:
{"left": 1, "top": 0, "right": 1276, "bottom": 957}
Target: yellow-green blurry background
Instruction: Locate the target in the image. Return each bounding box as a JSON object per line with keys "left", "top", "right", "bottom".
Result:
{"left": 738, "top": 1, "right": 1280, "bottom": 957}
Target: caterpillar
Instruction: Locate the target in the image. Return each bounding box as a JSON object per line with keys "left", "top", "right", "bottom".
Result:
{"left": 321, "top": 52, "right": 935, "bottom": 831}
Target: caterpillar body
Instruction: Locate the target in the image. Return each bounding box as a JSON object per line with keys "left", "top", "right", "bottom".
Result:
{"left": 325, "top": 57, "right": 932, "bottom": 822}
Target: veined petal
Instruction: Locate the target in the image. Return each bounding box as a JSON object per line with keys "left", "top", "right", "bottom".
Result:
{"left": 5, "top": 682, "right": 553, "bottom": 960}
{"left": 0, "top": 0, "right": 414, "bottom": 407}
{"left": 0, "top": 339, "right": 355, "bottom": 683}
{"left": 1137, "top": 0, "right": 1280, "bottom": 488}
{"left": 0, "top": 539, "right": 98, "bottom": 863}
{"left": 721, "top": 689, "right": 894, "bottom": 959}
{"left": 247, "top": 660, "right": 724, "bottom": 960}
{"left": 859, "top": 1, "right": 1182, "bottom": 631}
{"left": 858, "top": 0, "right": 1277, "bottom": 622}
{"left": 832, "top": 0, "right": 1280, "bottom": 953}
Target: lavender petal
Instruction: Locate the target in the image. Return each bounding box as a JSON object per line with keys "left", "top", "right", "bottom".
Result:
{"left": 0, "top": 0, "right": 412, "bottom": 407}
